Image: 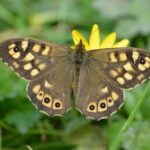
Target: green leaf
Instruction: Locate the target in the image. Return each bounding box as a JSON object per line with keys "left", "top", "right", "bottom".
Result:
{"left": 122, "top": 121, "right": 150, "bottom": 150}
{"left": 93, "top": 0, "right": 150, "bottom": 37}
{"left": 5, "top": 108, "right": 42, "bottom": 134}
{"left": 110, "top": 83, "right": 150, "bottom": 150}
{"left": 0, "top": 62, "right": 26, "bottom": 101}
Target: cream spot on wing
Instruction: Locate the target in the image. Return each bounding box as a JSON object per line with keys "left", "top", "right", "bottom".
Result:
{"left": 119, "top": 52, "right": 127, "bottom": 61}
{"left": 42, "top": 95, "right": 52, "bottom": 108}
{"left": 38, "top": 63, "right": 46, "bottom": 70}
{"left": 42, "top": 45, "right": 50, "bottom": 55}
{"left": 117, "top": 67, "right": 122, "bottom": 73}
{"left": 23, "top": 53, "right": 35, "bottom": 61}
{"left": 138, "top": 64, "right": 146, "bottom": 71}
{"left": 137, "top": 74, "right": 145, "bottom": 80}
{"left": 107, "top": 97, "right": 114, "bottom": 107}
{"left": 109, "top": 52, "right": 117, "bottom": 62}
{"left": 32, "top": 44, "right": 41, "bottom": 52}
{"left": 123, "top": 63, "right": 135, "bottom": 72}
{"left": 21, "top": 40, "right": 28, "bottom": 51}
{"left": 111, "top": 91, "right": 119, "bottom": 101}
{"left": 124, "top": 73, "right": 133, "bottom": 80}
{"left": 132, "top": 51, "right": 139, "bottom": 63}
{"left": 9, "top": 49, "right": 15, "bottom": 55}
{"left": 87, "top": 102, "right": 97, "bottom": 113}
{"left": 36, "top": 90, "right": 44, "bottom": 101}
{"left": 8, "top": 44, "right": 16, "bottom": 49}
{"left": 145, "top": 57, "right": 150, "bottom": 63}
{"left": 101, "top": 86, "right": 108, "bottom": 94}
{"left": 12, "top": 52, "right": 21, "bottom": 59}
{"left": 44, "top": 80, "right": 52, "bottom": 88}
{"left": 110, "top": 70, "right": 119, "bottom": 78}
{"left": 31, "top": 69, "right": 39, "bottom": 76}
{"left": 98, "top": 99, "right": 107, "bottom": 112}
{"left": 117, "top": 77, "right": 125, "bottom": 85}
{"left": 33, "top": 85, "right": 40, "bottom": 93}
{"left": 13, "top": 62, "right": 19, "bottom": 68}
{"left": 53, "top": 99, "right": 63, "bottom": 110}
{"left": 24, "top": 63, "right": 32, "bottom": 70}
{"left": 144, "top": 62, "right": 150, "bottom": 68}
{"left": 34, "top": 59, "right": 40, "bottom": 65}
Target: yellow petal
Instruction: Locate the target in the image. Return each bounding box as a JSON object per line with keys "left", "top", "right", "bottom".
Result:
{"left": 100, "top": 32, "right": 116, "bottom": 48}
{"left": 71, "top": 45, "right": 75, "bottom": 49}
{"left": 89, "top": 24, "right": 100, "bottom": 50}
{"left": 72, "top": 30, "right": 89, "bottom": 50}
{"left": 113, "top": 39, "right": 129, "bottom": 48}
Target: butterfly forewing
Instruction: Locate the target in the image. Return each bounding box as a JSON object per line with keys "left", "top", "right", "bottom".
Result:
{"left": 0, "top": 38, "right": 69, "bottom": 80}
{"left": 89, "top": 48, "right": 150, "bottom": 89}
{"left": 0, "top": 38, "right": 75, "bottom": 116}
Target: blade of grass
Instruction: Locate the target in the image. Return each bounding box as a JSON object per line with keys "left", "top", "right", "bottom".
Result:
{"left": 110, "top": 83, "right": 150, "bottom": 150}
{"left": 27, "top": 145, "right": 33, "bottom": 150}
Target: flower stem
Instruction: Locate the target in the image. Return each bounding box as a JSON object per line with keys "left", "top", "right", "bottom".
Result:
{"left": 110, "top": 83, "right": 150, "bottom": 150}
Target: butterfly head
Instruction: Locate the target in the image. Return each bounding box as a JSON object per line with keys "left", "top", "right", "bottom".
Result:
{"left": 74, "top": 40, "right": 86, "bottom": 52}
{"left": 70, "top": 40, "right": 89, "bottom": 64}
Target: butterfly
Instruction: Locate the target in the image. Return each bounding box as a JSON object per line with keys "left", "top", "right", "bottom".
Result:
{"left": 0, "top": 38, "right": 150, "bottom": 120}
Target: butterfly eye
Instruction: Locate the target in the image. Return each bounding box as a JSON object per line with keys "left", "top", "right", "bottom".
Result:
{"left": 13, "top": 47, "right": 20, "bottom": 52}
{"left": 139, "top": 57, "right": 145, "bottom": 64}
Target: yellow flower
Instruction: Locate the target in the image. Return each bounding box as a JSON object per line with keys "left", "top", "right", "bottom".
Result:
{"left": 72, "top": 24, "right": 129, "bottom": 51}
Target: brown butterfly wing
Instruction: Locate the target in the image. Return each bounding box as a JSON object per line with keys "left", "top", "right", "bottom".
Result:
{"left": 0, "top": 38, "right": 69, "bottom": 80}
{"left": 0, "top": 38, "right": 75, "bottom": 115}
{"left": 27, "top": 59, "right": 75, "bottom": 116}
{"left": 89, "top": 47, "right": 150, "bottom": 89}
{"left": 76, "top": 62, "right": 124, "bottom": 120}
{"left": 76, "top": 48, "right": 150, "bottom": 120}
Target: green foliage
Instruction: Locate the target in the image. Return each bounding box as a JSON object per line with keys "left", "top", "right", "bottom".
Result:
{"left": 122, "top": 121, "right": 150, "bottom": 150}
{"left": 0, "top": 0, "right": 150, "bottom": 149}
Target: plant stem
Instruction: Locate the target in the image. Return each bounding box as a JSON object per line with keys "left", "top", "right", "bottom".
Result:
{"left": 110, "top": 83, "right": 150, "bottom": 150}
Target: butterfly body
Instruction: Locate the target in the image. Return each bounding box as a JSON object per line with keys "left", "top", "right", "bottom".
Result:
{"left": 0, "top": 38, "right": 150, "bottom": 120}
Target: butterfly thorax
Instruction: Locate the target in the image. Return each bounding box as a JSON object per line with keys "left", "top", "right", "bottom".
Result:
{"left": 69, "top": 41, "right": 89, "bottom": 94}
{"left": 70, "top": 41, "right": 88, "bottom": 66}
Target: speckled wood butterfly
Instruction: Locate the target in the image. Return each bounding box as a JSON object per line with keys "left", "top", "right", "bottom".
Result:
{"left": 0, "top": 38, "right": 150, "bottom": 120}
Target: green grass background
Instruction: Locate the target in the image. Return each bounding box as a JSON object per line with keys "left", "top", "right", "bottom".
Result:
{"left": 0, "top": 0, "right": 150, "bottom": 150}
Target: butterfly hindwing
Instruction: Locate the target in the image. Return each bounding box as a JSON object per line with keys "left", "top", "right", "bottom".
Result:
{"left": 0, "top": 38, "right": 69, "bottom": 80}
{"left": 0, "top": 38, "right": 74, "bottom": 116}
{"left": 27, "top": 55, "right": 75, "bottom": 116}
